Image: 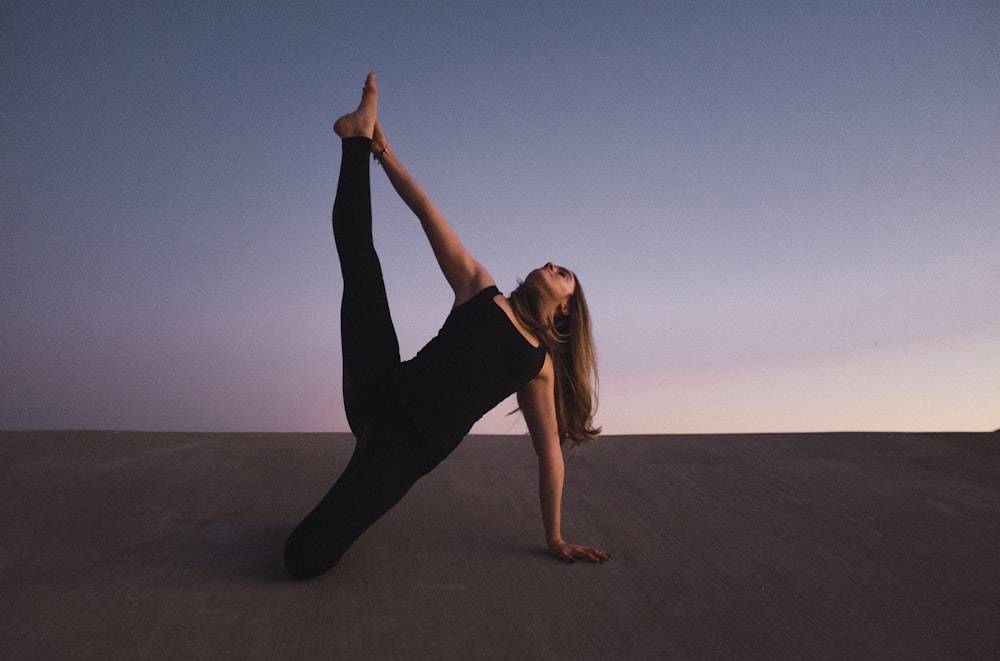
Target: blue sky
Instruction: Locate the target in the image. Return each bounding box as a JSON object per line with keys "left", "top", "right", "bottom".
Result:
{"left": 3, "top": 1, "right": 998, "bottom": 434}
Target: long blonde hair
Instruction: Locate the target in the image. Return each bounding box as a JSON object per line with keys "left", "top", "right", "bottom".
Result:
{"left": 509, "top": 272, "right": 601, "bottom": 450}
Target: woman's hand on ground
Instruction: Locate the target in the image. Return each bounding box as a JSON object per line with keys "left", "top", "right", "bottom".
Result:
{"left": 548, "top": 539, "right": 613, "bottom": 564}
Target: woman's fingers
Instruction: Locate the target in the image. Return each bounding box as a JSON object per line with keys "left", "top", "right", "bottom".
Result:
{"left": 573, "top": 545, "right": 608, "bottom": 563}
{"left": 551, "top": 542, "right": 613, "bottom": 564}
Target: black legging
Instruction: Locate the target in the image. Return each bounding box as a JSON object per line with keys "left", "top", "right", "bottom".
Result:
{"left": 283, "top": 137, "right": 437, "bottom": 580}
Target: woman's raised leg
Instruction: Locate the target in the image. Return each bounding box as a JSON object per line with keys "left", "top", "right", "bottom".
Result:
{"left": 285, "top": 74, "right": 422, "bottom": 581}
{"left": 331, "top": 73, "right": 400, "bottom": 438}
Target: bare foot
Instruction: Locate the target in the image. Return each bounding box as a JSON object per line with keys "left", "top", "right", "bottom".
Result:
{"left": 333, "top": 72, "right": 377, "bottom": 139}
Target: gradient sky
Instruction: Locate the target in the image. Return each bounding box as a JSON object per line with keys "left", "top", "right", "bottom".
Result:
{"left": 3, "top": 1, "right": 998, "bottom": 434}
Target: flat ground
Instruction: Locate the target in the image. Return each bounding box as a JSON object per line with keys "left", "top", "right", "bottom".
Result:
{"left": 2, "top": 430, "right": 998, "bottom": 660}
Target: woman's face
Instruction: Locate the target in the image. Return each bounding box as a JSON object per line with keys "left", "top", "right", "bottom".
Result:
{"left": 525, "top": 262, "right": 576, "bottom": 312}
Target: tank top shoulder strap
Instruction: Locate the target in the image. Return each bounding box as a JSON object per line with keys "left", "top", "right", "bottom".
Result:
{"left": 479, "top": 284, "right": 501, "bottom": 299}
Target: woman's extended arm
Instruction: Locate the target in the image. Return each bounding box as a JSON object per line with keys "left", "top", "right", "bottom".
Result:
{"left": 372, "top": 123, "right": 493, "bottom": 305}
{"left": 517, "top": 356, "right": 612, "bottom": 564}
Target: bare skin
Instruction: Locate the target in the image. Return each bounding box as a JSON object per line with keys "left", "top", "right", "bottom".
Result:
{"left": 332, "top": 73, "right": 612, "bottom": 565}
{"left": 372, "top": 121, "right": 389, "bottom": 159}
{"left": 333, "top": 72, "right": 378, "bottom": 140}
{"left": 331, "top": 72, "right": 390, "bottom": 164}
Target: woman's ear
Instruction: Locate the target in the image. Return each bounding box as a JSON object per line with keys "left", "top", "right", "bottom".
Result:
{"left": 559, "top": 301, "right": 570, "bottom": 316}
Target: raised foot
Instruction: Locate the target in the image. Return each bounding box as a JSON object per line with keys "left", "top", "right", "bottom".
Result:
{"left": 333, "top": 72, "right": 377, "bottom": 139}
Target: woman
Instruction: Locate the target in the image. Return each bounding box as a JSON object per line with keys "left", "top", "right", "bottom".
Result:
{"left": 284, "top": 73, "right": 611, "bottom": 580}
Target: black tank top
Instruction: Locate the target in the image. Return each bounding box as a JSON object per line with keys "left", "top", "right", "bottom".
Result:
{"left": 385, "top": 286, "right": 546, "bottom": 453}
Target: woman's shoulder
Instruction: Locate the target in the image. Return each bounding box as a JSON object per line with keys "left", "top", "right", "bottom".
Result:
{"left": 474, "top": 284, "right": 500, "bottom": 297}
{"left": 451, "top": 265, "right": 498, "bottom": 308}
{"left": 453, "top": 281, "right": 499, "bottom": 309}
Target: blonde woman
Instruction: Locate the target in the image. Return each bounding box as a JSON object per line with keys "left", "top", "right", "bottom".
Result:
{"left": 284, "top": 73, "right": 610, "bottom": 579}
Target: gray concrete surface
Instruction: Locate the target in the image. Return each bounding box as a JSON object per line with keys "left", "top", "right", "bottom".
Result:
{"left": 2, "top": 430, "right": 998, "bottom": 660}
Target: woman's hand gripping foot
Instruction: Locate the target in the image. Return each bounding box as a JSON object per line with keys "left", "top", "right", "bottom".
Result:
{"left": 371, "top": 121, "right": 390, "bottom": 164}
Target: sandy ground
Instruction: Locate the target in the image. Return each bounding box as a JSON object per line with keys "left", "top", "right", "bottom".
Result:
{"left": 1, "top": 430, "right": 998, "bottom": 660}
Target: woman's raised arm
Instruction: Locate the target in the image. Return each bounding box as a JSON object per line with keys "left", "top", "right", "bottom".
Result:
{"left": 372, "top": 122, "right": 493, "bottom": 306}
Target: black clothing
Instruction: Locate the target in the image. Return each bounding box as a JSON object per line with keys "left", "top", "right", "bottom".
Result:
{"left": 283, "top": 138, "right": 544, "bottom": 579}
{"left": 387, "top": 285, "right": 545, "bottom": 458}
